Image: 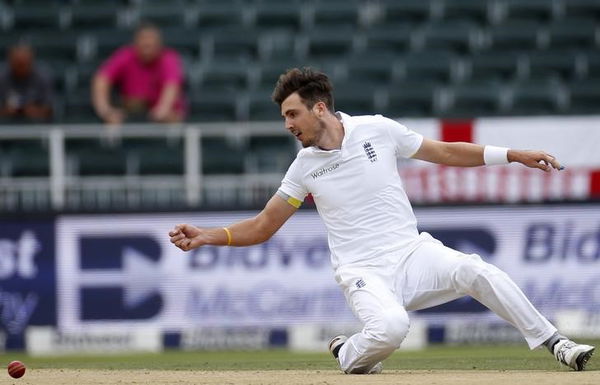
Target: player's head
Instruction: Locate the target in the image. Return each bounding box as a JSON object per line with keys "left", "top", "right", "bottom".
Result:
{"left": 133, "top": 22, "right": 163, "bottom": 63}
{"left": 272, "top": 67, "right": 335, "bottom": 148}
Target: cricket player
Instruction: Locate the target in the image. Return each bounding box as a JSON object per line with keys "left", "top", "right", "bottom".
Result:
{"left": 169, "top": 68, "right": 594, "bottom": 373}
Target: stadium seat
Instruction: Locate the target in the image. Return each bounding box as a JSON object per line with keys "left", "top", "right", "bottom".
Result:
{"left": 207, "top": 28, "right": 260, "bottom": 63}
{"left": 562, "top": 0, "right": 600, "bottom": 20}
{"left": 252, "top": 3, "right": 303, "bottom": 31}
{"left": 401, "top": 50, "right": 456, "bottom": 83}
{"left": 195, "top": 4, "right": 244, "bottom": 33}
{"left": 585, "top": 51, "right": 600, "bottom": 81}
{"left": 66, "top": 138, "right": 129, "bottom": 176}
{"left": 506, "top": 79, "right": 562, "bottom": 115}
{"left": 188, "top": 90, "right": 238, "bottom": 122}
{"left": 446, "top": 80, "right": 503, "bottom": 118}
{"left": 28, "top": 32, "right": 79, "bottom": 62}
{"left": 545, "top": 18, "right": 597, "bottom": 50}
{"left": 247, "top": 135, "right": 296, "bottom": 173}
{"left": 420, "top": 21, "right": 478, "bottom": 54}
{"left": 161, "top": 27, "right": 202, "bottom": 60}
{"left": 137, "top": 5, "right": 187, "bottom": 28}
{"left": 91, "top": 30, "right": 131, "bottom": 62}
{"left": 378, "top": 0, "right": 433, "bottom": 26}
{"left": 567, "top": 79, "right": 600, "bottom": 114}
{"left": 199, "top": 61, "right": 251, "bottom": 93}
{"left": 311, "top": 2, "right": 361, "bottom": 30}
{"left": 246, "top": 89, "right": 281, "bottom": 121}
{"left": 526, "top": 50, "right": 577, "bottom": 81}
{"left": 69, "top": 5, "right": 120, "bottom": 31}
{"left": 345, "top": 51, "right": 397, "bottom": 86}
{"left": 201, "top": 137, "right": 246, "bottom": 174}
{"left": 0, "top": 139, "right": 49, "bottom": 177}
{"left": 485, "top": 21, "right": 542, "bottom": 52}
{"left": 383, "top": 81, "right": 438, "bottom": 117}
{"left": 439, "top": 0, "right": 490, "bottom": 25}
{"left": 256, "top": 59, "right": 303, "bottom": 89}
{"left": 11, "top": 5, "right": 64, "bottom": 31}
{"left": 333, "top": 83, "right": 379, "bottom": 116}
{"left": 62, "top": 89, "right": 99, "bottom": 124}
{"left": 364, "top": 24, "right": 414, "bottom": 55}
{"left": 305, "top": 27, "right": 356, "bottom": 60}
{"left": 468, "top": 51, "right": 522, "bottom": 81}
{"left": 122, "top": 138, "right": 184, "bottom": 175}
{"left": 498, "top": 0, "right": 556, "bottom": 23}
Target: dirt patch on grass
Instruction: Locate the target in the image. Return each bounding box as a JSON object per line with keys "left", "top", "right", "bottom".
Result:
{"left": 10, "top": 369, "right": 600, "bottom": 385}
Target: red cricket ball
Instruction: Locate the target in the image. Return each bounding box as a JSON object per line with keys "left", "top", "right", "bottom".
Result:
{"left": 7, "top": 360, "right": 26, "bottom": 379}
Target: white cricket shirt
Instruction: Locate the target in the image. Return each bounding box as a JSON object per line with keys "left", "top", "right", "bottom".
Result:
{"left": 278, "top": 112, "right": 424, "bottom": 269}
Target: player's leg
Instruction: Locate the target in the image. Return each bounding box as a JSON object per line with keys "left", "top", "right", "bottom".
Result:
{"left": 400, "top": 236, "right": 594, "bottom": 370}
{"left": 333, "top": 269, "right": 409, "bottom": 374}
{"left": 400, "top": 237, "right": 556, "bottom": 349}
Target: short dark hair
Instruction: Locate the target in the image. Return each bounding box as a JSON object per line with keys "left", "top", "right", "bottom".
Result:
{"left": 271, "top": 67, "right": 335, "bottom": 112}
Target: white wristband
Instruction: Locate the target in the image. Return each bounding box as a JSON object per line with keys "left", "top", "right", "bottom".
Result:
{"left": 483, "top": 145, "right": 509, "bottom": 165}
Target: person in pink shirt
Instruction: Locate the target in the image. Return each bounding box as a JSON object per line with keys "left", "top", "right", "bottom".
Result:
{"left": 92, "top": 23, "right": 186, "bottom": 124}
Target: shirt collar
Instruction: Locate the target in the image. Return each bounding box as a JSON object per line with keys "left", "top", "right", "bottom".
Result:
{"left": 309, "top": 111, "right": 353, "bottom": 154}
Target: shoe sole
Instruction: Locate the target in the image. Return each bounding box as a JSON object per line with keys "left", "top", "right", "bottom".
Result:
{"left": 576, "top": 347, "right": 595, "bottom": 371}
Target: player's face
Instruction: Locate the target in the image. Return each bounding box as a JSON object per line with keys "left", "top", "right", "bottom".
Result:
{"left": 281, "top": 93, "right": 323, "bottom": 148}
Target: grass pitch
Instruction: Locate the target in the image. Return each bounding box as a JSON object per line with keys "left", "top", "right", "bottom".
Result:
{"left": 1, "top": 343, "right": 598, "bottom": 385}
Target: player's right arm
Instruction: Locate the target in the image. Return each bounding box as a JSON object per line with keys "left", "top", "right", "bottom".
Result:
{"left": 169, "top": 193, "right": 297, "bottom": 252}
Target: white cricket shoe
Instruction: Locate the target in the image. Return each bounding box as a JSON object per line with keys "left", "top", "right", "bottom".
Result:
{"left": 553, "top": 339, "right": 595, "bottom": 371}
{"left": 328, "top": 335, "right": 383, "bottom": 374}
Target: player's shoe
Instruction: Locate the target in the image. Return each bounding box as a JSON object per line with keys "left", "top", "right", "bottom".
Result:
{"left": 553, "top": 339, "right": 595, "bottom": 371}
{"left": 328, "top": 335, "right": 383, "bottom": 374}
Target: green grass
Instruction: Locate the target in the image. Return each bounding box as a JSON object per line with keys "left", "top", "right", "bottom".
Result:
{"left": 1, "top": 343, "right": 597, "bottom": 371}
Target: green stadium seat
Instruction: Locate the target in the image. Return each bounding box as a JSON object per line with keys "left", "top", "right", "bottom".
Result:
{"left": 585, "top": 51, "right": 600, "bottom": 80}
{"left": 195, "top": 5, "right": 244, "bottom": 33}
{"left": 199, "top": 61, "right": 251, "bottom": 93}
{"left": 331, "top": 83, "right": 379, "bottom": 116}
{"left": 384, "top": 81, "right": 438, "bottom": 117}
{"left": 256, "top": 59, "right": 302, "bottom": 89}
{"left": 305, "top": 27, "right": 356, "bottom": 60}
{"left": 401, "top": 50, "right": 456, "bottom": 82}
{"left": 311, "top": 2, "right": 361, "bottom": 30}
{"left": 364, "top": 24, "right": 413, "bottom": 55}
{"left": 62, "top": 89, "right": 100, "bottom": 124}
{"left": 137, "top": 5, "right": 187, "bottom": 28}
{"left": 66, "top": 138, "right": 128, "bottom": 176}
{"left": 122, "top": 138, "right": 184, "bottom": 175}
{"left": 545, "top": 18, "right": 597, "bottom": 50}
{"left": 447, "top": 80, "right": 503, "bottom": 118}
{"left": 485, "top": 21, "right": 542, "bottom": 52}
{"left": 201, "top": 137, "right": 246, "bottom": 174}
{"left": 253, "top": 3, "right": 303, "bottom": 31}
{"left": 567, "top": 79, "right": 600, "bottom": 114}
{"left": 11, "top": 5, "right": 64, "bottom": 31}
{"left": 69, "top": 5, "right": 120, "bottom": 31}
{"left": 527, "top": 50, "right": 577, "bottom": 80}
{"left": 91, "top": 30, "right": 131, "bottom": 62}
{"left": 247, "top": 135, "right": 296, "bottom": 173}
{"left": 506, "top": 79, "right": 562, "bottom": 115}
{"left": 161, "top": 27, "right": 201, "bottom": 60}
{"left": 563, "top": 0, "right": 600, "bottom": 21}
{"left": 440, "top": 0, "right": 491, "bottom": 25}
{"left": 208, "top": 28, "right": 260, "bottom": 62}
{"left": 498, "top": 0, "right": 555, "bottom": 23}
{"left": 421, "top": 21, "right": 478, "bottom": 54}
{"left": 0, "top": 139, "right": 49, "bottom": 177}
{"left": 247, "top": 89, "right": 281, "bottom": 121}
{"left": 468, "top": 51, "right": 521, "bottom": 81}
{"left": 379, "top": 0, "right": 433, "bottom": 26}
{"left": 345, "top": 51, "right": 397, "bottom": 86}
{"left": 188, "top": 90, "right": 238, "bottom": 122}
{"left": 28, "top": 32, "right": 79, "bottom": 62}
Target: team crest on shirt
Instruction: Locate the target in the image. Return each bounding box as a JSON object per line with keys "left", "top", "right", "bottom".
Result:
{"left": 355, "top": 279, "right": 367, "bottom": 289}
{"left": 363, "top": 141, "right": 377, "bottom": 162}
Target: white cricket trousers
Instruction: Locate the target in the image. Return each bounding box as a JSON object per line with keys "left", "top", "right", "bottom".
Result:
{"left": 333, "top": 234, "right": 557, "bottom": 374}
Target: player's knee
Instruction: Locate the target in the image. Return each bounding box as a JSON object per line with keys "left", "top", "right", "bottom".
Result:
{"left": 368, "top": 307, "right": 409, "bottom": 349}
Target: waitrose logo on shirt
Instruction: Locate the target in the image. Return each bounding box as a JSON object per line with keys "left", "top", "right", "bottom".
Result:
{"left": 311, "top": 163, "right": 340, "bottom": 179}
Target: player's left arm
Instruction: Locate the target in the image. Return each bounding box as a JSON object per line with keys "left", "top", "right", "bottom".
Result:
{"left": 412, "top": 138, "right": 563, "bottom": 172}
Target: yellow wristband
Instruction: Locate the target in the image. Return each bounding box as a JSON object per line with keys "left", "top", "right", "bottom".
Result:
{"left": 223, "top": 227, "right": 232, "bottom": 246}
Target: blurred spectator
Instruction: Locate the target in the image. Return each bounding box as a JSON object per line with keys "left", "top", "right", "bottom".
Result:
{"left": 92, "top": 23, "right": 186, "bottom": 125}
{"left": 0, "top": 43, "right": 54, "bottom": 123}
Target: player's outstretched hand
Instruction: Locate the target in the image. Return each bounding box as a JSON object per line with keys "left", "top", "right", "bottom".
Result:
{"left": 169, "top": 223, "right": 204, "bottom": 251}
{"left": 508, "top": 149, "right": 563, "bottom": 172}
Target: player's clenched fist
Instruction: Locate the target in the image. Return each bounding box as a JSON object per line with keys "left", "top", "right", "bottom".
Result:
{"left": 169, "top": 223, "right": 203, "bottom": 251}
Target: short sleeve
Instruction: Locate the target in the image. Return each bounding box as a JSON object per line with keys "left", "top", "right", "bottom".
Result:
{"left": 162, "top": 50, "right": 183, "bottom": 84}
{"left": 98, "top": 47, "right": 130, "bottom": 83}
{"left": 278, "top": 157, "right": 308, "bottom": 202}
{"left": 384, "top": 118, "right": 424, "bottom": 158}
